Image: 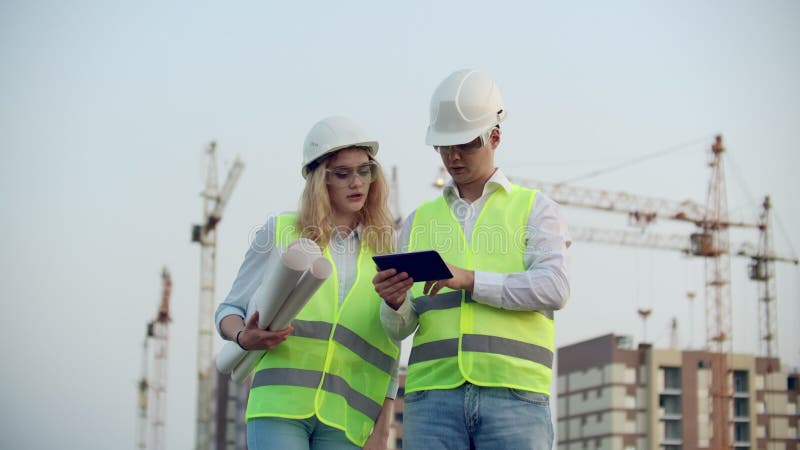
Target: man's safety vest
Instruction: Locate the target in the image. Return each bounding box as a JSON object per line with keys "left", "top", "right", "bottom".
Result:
{"left": 406, "top": 184, "right": 555, "bottom": 395}
{"left": 245, "top": 214, "right": 399, "bottom": 447}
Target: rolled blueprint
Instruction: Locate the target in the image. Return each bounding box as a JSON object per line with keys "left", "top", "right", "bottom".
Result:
{"left": 255, "top": 246, "right": 308, "bottom": 329}
{"left": 231, "top": 345, "right": 264, "bottom": 383}
{"left": 216, "top": 340, "right": 248, "bottom": 374}
{"left": 287, "top": 237, "right": 322, "bottom": 262}
{"left": 269, "top": 256, "right": 333, "bottom": 330}
{"left": 231, "top": 256, "right": 333, "bottom": 383}
{"left": 216, "top": 239, "right": 321, "bottom": 375}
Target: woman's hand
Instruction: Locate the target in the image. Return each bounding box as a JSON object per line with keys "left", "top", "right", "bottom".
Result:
{"left": 237, "top": 311, "right": 293, "bottom": 350}
{"left": 372, "top": 268, "right": 414, "bottom": 310}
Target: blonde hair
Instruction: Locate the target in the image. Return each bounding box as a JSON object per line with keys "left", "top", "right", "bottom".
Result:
{"left": 295, "top": 148, "right": 395, "bottom": 254}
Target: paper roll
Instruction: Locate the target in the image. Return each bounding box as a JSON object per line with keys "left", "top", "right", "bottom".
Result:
{"left": 231, "top": 348, "right": 264, "bottom": 383}
{"left": 255, "top": 246, "right": 308, "bottom": 329}
{"left": 287, "top": 237, "right": 322, "bottom": 262}
{"left": 224, "top": 238, "right": 331, "bottom": 383}
{"left": 216, "top": 341, "right": 248, "bottom": 374}
{"left": 269, "top": 257, "right": 333, "bottom": 330}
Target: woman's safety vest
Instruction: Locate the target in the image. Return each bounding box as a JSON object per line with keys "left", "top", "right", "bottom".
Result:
{"left": 406, "top": 184, "right": 555, "bottom": 395}
{"left": 245, "top": 214, "right": 399, "bottom": 447}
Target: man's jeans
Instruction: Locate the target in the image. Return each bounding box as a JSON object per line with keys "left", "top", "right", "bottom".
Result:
{"left": 402, "top": 383, "right": 553, "bottom": 450}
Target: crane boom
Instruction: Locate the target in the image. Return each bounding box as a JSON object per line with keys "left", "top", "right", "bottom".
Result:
{"left": 506, "top": 177, "right": 759, "bottom": 229}
{"left": 571, "top": 225, "right": 798, "bottom": 264}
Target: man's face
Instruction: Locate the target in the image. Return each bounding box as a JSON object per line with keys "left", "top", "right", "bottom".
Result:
{"left": 437, "top": 129, "right": 498, "bottom": 187}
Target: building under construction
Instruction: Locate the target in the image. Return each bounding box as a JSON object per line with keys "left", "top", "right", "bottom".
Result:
{"left": 556, "top": 334, "right": 799, "bottom": 450}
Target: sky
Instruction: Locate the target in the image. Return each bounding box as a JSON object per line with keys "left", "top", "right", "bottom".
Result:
{"left": 1, "top": 1, "right": 799, "bottom": 449}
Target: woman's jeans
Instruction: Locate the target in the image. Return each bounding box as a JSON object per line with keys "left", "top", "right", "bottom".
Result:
{"left": 402, "top": 383, "right": 553, "bottom": 450}
{"left": 246, "top": 416, "right": 359, "bottom": 450}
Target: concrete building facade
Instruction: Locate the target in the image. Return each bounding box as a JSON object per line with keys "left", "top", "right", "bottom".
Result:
{"left": 557, "top": 334, "right": 799, "bottom": 450}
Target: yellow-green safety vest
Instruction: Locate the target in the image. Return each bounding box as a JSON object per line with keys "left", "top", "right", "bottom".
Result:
{"left": 406, "top": 184, "right": 555, "bottom": 395}
{"left": 245, "top": 214, "right": 399, "bottom": 447}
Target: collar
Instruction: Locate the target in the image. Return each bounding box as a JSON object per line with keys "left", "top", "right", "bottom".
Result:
{"left": 442, "top": 168, "right": 512, "bottom": 202}
{"left": 331, "top": 222, "right": 362, "bottom": 242}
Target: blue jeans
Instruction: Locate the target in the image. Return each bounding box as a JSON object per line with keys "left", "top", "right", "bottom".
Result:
{"left": 402, "top": 383, "right": 553, "bottom": 450}
{"left": 246, "top": 416, "right": 360, "bottom": 450}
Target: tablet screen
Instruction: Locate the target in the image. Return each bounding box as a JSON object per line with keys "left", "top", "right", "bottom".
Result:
{"left": 372, "top": 250, "right": 453, "bottom": 282}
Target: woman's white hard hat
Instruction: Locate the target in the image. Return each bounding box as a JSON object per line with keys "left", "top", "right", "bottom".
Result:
{"left": 301, "top": 116, "right": 379, "bottom": 178}
{"left": 425, "top": 69, "right": 507, "bottom": 146}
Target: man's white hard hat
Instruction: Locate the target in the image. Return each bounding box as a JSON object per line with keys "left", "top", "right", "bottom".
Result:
{"left": 425, "top": 69, "right": 507, "bottom": 146}
{"left": 301, "top": 116, "right": 379, "bottom": 178}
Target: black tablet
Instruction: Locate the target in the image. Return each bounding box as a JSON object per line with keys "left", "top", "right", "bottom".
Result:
{"left": 372, "top": 250, "right": 453, "bottom": 282}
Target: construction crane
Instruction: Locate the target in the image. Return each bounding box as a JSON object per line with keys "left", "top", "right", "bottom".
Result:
{"left": 514, "top": 136, "right": 795, "bottom": 448}
{"left": 750, "top": 196, "right": 781, "bottom": 363}
{"left": 526, "top": 136, "right": 798, "bottom": 448}
{"left": 191, "top": 142, "right": 244, "bottom": 450}
{"left": 136, "top": 267, "right": 173, "bottom": 450}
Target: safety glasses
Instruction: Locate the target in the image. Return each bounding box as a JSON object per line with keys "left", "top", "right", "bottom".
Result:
{"left": 433, "top": 134, "right": 485, "bottom": 156}
{"left": 325, "top": 160, "right": 378, "bottom": 186}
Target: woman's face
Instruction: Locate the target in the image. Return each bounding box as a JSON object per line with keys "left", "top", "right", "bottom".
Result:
{"left": 325, "top": 147, "right": 373, "bottom": 217}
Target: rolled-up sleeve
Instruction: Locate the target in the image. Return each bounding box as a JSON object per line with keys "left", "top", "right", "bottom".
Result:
{"left": 471, "top": 192, "right": 571, "bottom": 311}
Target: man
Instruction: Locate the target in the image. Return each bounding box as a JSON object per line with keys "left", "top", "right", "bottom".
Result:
{"left": 373, "top": 68, "right": 570, "bottom": 450}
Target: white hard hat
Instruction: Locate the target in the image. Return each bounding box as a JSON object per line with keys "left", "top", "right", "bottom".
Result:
{"left": 425, "top": 69, "right": 507, "bottom": 146}
{"left": 301, "top": 116, "right": 379, "bottom": 178}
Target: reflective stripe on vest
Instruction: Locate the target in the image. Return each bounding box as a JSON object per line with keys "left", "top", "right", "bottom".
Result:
{"left": 406, "top": 185, "right": 555, "bottom": 395}
{"left": 251, "top": 368, "right": 382, "bottom": 420}
{"left": 245, "top": 214, "right": 399, "bottom": 447}
{"left": 291, "top": 319, "right": 396, "bottom": 374}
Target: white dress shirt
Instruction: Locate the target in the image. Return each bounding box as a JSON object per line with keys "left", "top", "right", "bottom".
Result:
{"left": 380, "top": 168, "right": 571, "bottom": 341}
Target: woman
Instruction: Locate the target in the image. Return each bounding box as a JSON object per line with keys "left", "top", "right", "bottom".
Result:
{"left": 216, "top": 116, "right": 399, "bottom": 450}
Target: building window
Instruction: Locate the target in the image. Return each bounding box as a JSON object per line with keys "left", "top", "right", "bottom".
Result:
{"left": 734, "top": 398, "right": 749, "bottom": 418}
{"left": 663, "top": 367, "right": 681, "bottom": 390}
{"left": 660, "top": 394, "right": 681, "bottom": 415}
{"left": 733, "top": 371, "right": 748, "bottom": 393}
{"left": 787, "top": 375, "right": 797, "bottom": 391}
{"left": 734, "top": 422, "right": 750, "bottom": 442}
{"left": 664, "top": 420, "right": 682, "bottom": 439}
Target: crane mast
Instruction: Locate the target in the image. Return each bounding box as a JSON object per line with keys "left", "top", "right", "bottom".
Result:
{"left": 137, "top": 336, "right": 149, "bottom": 450}
{"left": 191, "top": 142, "right": 244, "bottom": 450}
{"left": 703, "top": 136, "right": 732, "bottom": 449}
{"left": 752, "top": 196, "right": 778, "bottom": 361}
{"left": 136, "top": 267, "right": 173, "bottom": 450}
